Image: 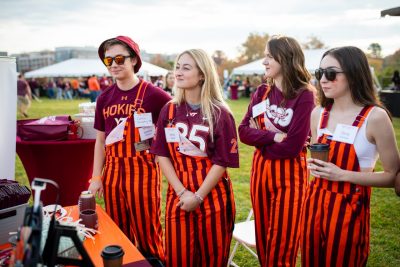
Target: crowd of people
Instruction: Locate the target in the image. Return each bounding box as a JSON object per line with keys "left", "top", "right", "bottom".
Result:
{"left": 83, "top": 35, "right": 400, "bottom": 267}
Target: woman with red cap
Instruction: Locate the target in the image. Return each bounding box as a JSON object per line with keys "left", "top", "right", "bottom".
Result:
{"left": 88, "top": 36, "right": 171, "bottom": 264}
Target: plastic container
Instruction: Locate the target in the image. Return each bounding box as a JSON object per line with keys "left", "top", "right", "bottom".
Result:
{"left": 73, "top": 114, "right": 96, "bottom": 139}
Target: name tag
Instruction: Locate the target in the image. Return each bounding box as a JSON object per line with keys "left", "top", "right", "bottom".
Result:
{"left": 252, "top": 100, "right": 267, "bottom": 118}
{"left": 165, "top": 127, "right": 180, "bottom": 143}
{"left": 139, "top": 125, "right": 155, "bottom": 140}
{"left": 134, "top": 112, "right": 153, "bottom": 127}
{"left": 332, "top": 124, "right": 358, "bottom": 144}
{"left": 134, "top": 140, "right": 150, "bottom": 152}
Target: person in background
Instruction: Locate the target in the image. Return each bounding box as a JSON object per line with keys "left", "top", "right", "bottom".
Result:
{"left": 301, "top": 46, "right": 400, "bottom": 266}
{"left": 88, "top": 74, "right": 101, "bottom": 102}
{"left": 151, "top": 49, "right": 239, "bottom": 266}
{"left": 154, "top": 75, "right": 164, "bottom": 88}
{"left": 88, "top": 35, "right": 171, "bottom": 265}
{"left": 70, "top": 78, "right": 80, "bottom": 98}
{"left": 17, "top": 74, "right": 32, "bottom": 117}
{"left": 163, "top": 71, "right": 174, "bottom": 95}
{"left": 28, "top": 78, "right": 40, "bottom": 99}
{"left": 244, "top": 76, "right": 251, "bottom": 97}
{"left": 99, "top": 74, "right": 111, "bottom": 91}
{"left": 391, "top": 70, "right": 400, "bottom": 91}
{"left": 239, "top": 35, "right": 315, "bottom": 266}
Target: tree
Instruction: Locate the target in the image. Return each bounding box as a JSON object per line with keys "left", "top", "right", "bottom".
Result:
{"left": 368, "top": 43, "right": 382, "bottom": 58}
{"left": 239, "top": 32, "right": 269, "bottom": 63}
{"left": 212, "top": 50, "right": 227, "bottom": 66}
{"left": 150, "top": 54, "right": 172, "bottom": 70}
{"left": 302, "top": 35, "right": 326, "bottom": 49}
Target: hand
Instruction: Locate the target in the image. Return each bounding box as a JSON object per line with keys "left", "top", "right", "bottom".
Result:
{"left": 274, "top": 133, "right": 287, "bottom": 143}
{"left": 176, "top": 191, "right": 200, "bottom": 212}
{"left": 307, "top": 158, "right": 346, "bottom": 181}
{"left": 88, "top": 180, "right": 104, "bottom": 198}
{"left": 249, "top": 117, "right": 260, "bottom": 129}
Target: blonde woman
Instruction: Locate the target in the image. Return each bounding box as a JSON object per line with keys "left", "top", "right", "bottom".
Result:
{"left": 151, "top": 49, "right": 239, "bottom": 267}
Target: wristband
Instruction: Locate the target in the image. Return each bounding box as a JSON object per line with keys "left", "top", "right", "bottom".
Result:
{"left": 89, "top": 176, "right": 102, "bottom": 183}
{"left": 177, "top": 188, "right": 187, "bottom": 198}
{"left": 194, "top": 192, "right": 204, "bottom": 204}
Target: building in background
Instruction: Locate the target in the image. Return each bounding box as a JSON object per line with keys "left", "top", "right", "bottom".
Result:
{"left": 0, "top": 52, "right": 7, "bottom": 56}
{"left": 55, "top": 47, "right": 97, "bottom": 62}
{"left": 12, "top": 51, "right": 55, "bottom": 73}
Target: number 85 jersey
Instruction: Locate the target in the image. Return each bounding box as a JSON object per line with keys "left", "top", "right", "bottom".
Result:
{"left": 150, "top": 102, "right": 239, "bottom": 169}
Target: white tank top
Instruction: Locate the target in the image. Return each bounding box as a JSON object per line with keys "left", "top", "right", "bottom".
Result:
{"left": 317, "top": 107, "right": 378, "bottom": 168}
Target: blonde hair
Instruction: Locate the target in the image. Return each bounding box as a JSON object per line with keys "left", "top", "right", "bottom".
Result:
{"left": 172, "top": 49, "right": 231, "bottom": 141}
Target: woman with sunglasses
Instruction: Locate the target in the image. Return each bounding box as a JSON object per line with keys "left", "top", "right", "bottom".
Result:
{"left": 238, "top": 35, "right": 315, "bottom": 266}
{"left": 151, "top": 49, "right": 239, "bottom": 266}
{"left": 88, "top": 36, "right": 171, "bottom": 264}
{"left": 301, "top": 46, "right": 400, "bottom": 266}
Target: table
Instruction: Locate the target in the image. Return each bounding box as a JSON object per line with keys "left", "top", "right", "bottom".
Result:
{"left": 16, "top": 139, "right": 95, "bottom": 206}
{"left": 66, "top": 205, "right": 150, "bottom": 266}
{"left": 379, "top": 90, "right": 400, "bottom": 117}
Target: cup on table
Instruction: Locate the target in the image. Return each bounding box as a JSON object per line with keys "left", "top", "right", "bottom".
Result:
{"left": 101, "top": 245, "right": 125, "bottom": 267}
{"left": 309, "top": 143, "right": 330, "bottom": 163}
{"left": 78, "top": 190, "right": 96, "bottom": 212}
{"left": 79, "top": 209, "right": 98, "bottom": 230}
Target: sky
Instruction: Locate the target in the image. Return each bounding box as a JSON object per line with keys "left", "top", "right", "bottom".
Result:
{"left": 1, "top": 0, "right": 399, "bottom": 59}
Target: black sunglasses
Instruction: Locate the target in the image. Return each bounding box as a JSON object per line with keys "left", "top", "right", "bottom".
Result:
{"left": 103, "top": 55, "right": 132, "bottom": 67}
{"left": 315, "top": 68, "right": 345, "bottom": 81}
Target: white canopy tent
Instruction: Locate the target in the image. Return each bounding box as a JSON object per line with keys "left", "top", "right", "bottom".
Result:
{"left": 24, "top": 58, "right": 169, "bottom": 78}
{"left": 231, "top": 49, "right": 381, "bottom": 90}
{"left": 231, "top": 49, "right": 326, "bottom": 76}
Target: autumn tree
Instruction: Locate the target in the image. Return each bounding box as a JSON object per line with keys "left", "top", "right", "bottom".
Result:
{"left": 302, "top": 35, "right": 326, "bottom": 49}
{"left": 239, "top": 32, "right": 269, "bottom": 63}
{"left": 150, "top": 54, "right": 173, "bottom": 70}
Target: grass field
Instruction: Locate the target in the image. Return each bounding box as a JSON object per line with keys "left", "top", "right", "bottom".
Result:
{"left": 15, "top": 98, "right": 400, "bottom": 266}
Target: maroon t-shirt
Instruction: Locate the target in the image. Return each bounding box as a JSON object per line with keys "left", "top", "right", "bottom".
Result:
{"left": 239, "top": 84, "right": 315, "bottom": 159}
{"left": 17, "top": 80, "right": 29, "bottom": 96}
{"left": 94, "top": 80, "right": 172, "bottom": 137}
{"left": 151, "top": 103, "right": 239, "bottom": 168}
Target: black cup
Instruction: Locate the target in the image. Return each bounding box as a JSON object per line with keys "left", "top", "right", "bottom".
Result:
{"left": 101, "top": 245, "right": 124, "bottom": 267}
{"left": 309, "top": 143, "right": 330, "bottom": 162}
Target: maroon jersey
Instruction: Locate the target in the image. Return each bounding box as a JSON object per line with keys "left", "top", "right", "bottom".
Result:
{"left": 151, "top": 102, "right": 239, "bottom": 168}
{"left": 94, "top": 80, "right": 171, "bottom": 137}
{"left": 239, "top": 84, "right": 315, "bottom": 159}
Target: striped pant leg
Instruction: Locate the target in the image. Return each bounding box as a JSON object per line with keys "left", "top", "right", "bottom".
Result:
{"left": 103, "top": 158, "right": 133, "bottom": 239}
{"left": 123, "top": 155, "right": 165, "bottom": 262}
{"left": 165, "top": 186, "right": 195, "bottom": 267}
{"left": 196, "top": 179, "right": 236, "bottom": 267}
{"left": 252, "top": 156, "right": 307, "bottom": 267}
{"left": 301, "top": 186, "right": 370, "bottom": 267}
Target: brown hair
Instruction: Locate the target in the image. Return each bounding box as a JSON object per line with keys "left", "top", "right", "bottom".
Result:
{"left": 267, "top": 35, "right": 312, "bottom": 99}
{"left": 102, "top": 39, "right": 135, "bottom": 58}
{"left": 318, "top": 46, "right": 382, "bottom": 108}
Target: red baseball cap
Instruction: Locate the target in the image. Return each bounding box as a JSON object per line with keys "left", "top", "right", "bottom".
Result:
{"left": 98, "top": 36, "right": 142, "bottom": 73}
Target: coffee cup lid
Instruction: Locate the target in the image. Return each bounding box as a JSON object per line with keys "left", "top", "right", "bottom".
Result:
{"left": 309, "top": 143, "right": 330, "bottom": 151}
{"left": 101, "top": 245, "right": 124, "bottom": 260}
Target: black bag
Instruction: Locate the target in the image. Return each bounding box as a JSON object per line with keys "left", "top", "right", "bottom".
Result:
{"left": 0, "top": 179, "right": 31, "bottom": 210}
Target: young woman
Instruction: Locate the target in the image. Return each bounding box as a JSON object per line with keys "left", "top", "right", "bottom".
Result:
{"left": 151, "top": 49, "right": 239, "bottom": 267}
{"left": 301, "top": 46, "right": 400, "bottom": 266}
{"left": 238, "top": 35, "right": 315, "bottom": 266}
{"left": 88, "top": 36, "right": 171, "bottom": 263}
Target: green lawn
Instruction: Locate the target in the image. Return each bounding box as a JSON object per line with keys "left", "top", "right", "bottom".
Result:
{"left": 15, "top": 98, "right": 400, "bottom": 266}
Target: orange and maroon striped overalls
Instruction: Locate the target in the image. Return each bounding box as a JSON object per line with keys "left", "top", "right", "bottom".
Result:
{"left": 251, "top": 86, "right": 308, "bottom": 266}
{"left": 300, "top": 105, "right": 373, "bottom": 267}
{"left": 164, "top": 103, "right": 235, "bottom": 267}
{"left": 102, "top": 81, "right": 165, "bottom": 262}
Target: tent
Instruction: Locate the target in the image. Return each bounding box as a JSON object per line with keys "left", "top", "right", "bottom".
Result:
{"left": 381, "top": 6, "right": 400, "bottom": 17}
{"left": 231, "top": 49, "right": 326, "bottom": 76}
{"left": 231, "top": 49, "right": 382, "bottom": 90}
{"left": 24, "top": 58, "right": 169, "bottom": 78}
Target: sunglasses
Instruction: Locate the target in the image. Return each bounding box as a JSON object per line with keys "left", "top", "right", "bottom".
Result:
{"left": 315, "top": 68, "right": 345, "bottom": 81}
{"left": 103, "top": 55, "right": 132, "bottom": 67}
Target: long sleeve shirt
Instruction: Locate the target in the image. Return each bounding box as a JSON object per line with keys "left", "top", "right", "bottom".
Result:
{"left": 239, "top": 84, "right": 315, "bottom": 160}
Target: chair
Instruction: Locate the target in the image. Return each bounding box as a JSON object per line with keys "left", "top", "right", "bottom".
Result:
{"left": 228, "top": 209, "right": 258, "bottom": 266}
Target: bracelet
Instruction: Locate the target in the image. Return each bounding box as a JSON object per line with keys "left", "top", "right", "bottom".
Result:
{"left": 194, "top": 192, "right": 204, "bottom": 204}
{"left": 89, "top": 176, "right": 102, "bottom": 183}
{"left": 177, "top": 188, "right": 187, "bottom": 198}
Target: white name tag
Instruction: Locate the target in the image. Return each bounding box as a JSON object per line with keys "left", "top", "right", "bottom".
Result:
{"left": 332, "top": 124, "right": 358, "bottom": 144}
{"left": 139, "top": 125, "right": 155, "bottom": 140}
{"left": 165, "top": 127, "right": 180, "bottom": 143}
{"left": 134, "top": 112, "right": 153, "bottom": 127}
{"left": 252, "top": 100, "right": 267, "bottom": 118}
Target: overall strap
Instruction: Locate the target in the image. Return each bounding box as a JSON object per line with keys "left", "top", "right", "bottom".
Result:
{"left": 167, "top": 102, "right": 175, "bottom": 124}
{"left": 352, "top": 106, "right": 374, "bottom": 128}
{"left": 261, "top": 84, "right": 271, "bottom": 101}
{"left": 319, "top": 103, "right": 333, "bottom": 130}
{"left": 133, "top": 80, "right": 149, "bottom": 113}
